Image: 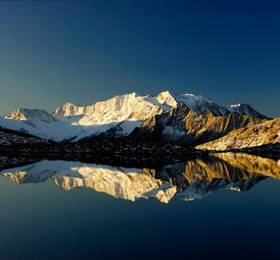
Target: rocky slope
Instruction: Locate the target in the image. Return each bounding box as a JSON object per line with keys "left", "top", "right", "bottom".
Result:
{"left": 0, "top": 126, "right": 44, "bottom": 145}
{"left": 0, "top": 91, "right": 267, "bottom": 143}
{"left": 197, "top": 117, "right": 280, "bottom": 151}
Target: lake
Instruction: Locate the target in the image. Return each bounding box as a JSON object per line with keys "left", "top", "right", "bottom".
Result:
{"left": 0, "top": 153, "right": 280, "bottom": 259}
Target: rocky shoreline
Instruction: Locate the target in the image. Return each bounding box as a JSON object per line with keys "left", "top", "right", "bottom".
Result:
{"left": 0, "top": 137, "right": 207, "bottom": 168}
{"left": 0, "top": 136, "right": 279, "bottom": 170}
{"left": 203, "top": 142, "right": 280, "bottom": 160}
{"left": 229, "top": 143, "right": 280, "bottom": 160}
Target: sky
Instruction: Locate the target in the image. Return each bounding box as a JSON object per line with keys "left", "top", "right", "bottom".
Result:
{"left": 0, "top": 0, "right": 279, "bottom": 117}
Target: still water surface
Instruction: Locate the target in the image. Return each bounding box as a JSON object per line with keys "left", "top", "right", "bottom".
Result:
{"left": 0, "top": 153, "right": 280, "bottom": 259}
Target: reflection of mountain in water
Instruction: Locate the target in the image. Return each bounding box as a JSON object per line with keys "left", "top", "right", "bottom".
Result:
{"left": 1, "top": 153, "right": 280, "bottom": 203}
{"left": 213, "top": 153, "right": 280, "bottom": 179}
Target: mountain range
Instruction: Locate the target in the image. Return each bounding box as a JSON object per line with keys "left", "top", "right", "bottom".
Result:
{"left": 0, "top": 91, "right": 270, "bottom": 149}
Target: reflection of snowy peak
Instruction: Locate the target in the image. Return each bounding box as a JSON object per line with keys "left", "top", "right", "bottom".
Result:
{"left": 2, "top": 153, "right": 275, "bottom": 203}
{"left": 0, "top": 91, "right": 268, "bottom": 142}
{"left": 1, "top": 161, "right": 176, "bottom": 203}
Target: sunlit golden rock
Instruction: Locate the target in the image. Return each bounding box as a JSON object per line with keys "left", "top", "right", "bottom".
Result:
{"left": 197, "top": 118, "right": 280, "bottom": 150}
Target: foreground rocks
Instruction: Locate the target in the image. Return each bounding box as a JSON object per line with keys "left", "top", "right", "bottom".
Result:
{"left": 0, "top": 126, "right": 44, "bottom": 145}
{"left": 0, "top": 137, "right": 206, "bottom": 168}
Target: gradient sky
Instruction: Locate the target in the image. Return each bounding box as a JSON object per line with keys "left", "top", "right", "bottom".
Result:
{"left": 0, "top": 0, "right": 279, "bottom": 117}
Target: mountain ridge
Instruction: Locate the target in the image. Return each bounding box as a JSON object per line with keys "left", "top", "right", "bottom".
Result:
{"left": 0, "top": 91, "right": 268, "bottom": 143}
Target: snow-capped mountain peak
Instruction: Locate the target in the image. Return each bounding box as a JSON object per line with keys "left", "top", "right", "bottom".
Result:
{"left": 54, "top": 92, "right": 174, "bottom": 122}
{"left": 226, "top": 103, "right": 267, "bottom": 118}
{"left": 229, "top": 103, "right": 242, "bottom": 108}
{"left": 53, "top": 91, "right": 215, "bottom": 121}
{"left": 5, "top": 108, "right": 57, "bottom": 122}
{"left": 53, "top": 102, "right": 89, "bottom": 117}
{"left": 176, "top": 93, "right": 213, "bottom": 110}
{"left": 156, "top": 91, "right": 178, "bottom": 107}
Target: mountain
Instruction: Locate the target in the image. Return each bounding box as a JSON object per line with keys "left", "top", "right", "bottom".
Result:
{"left": 2, "top": 153, "right": 277, "bottom": 203}
{"left": 197, "top": 117, "right": 280, "bottom": 151}
{"left": 0, "top": 91, "right": 268, "bottom": 143}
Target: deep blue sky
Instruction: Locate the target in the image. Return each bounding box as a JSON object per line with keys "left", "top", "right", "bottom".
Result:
{"left": 0, "top": 0, "right": 279, "bottom": 117}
